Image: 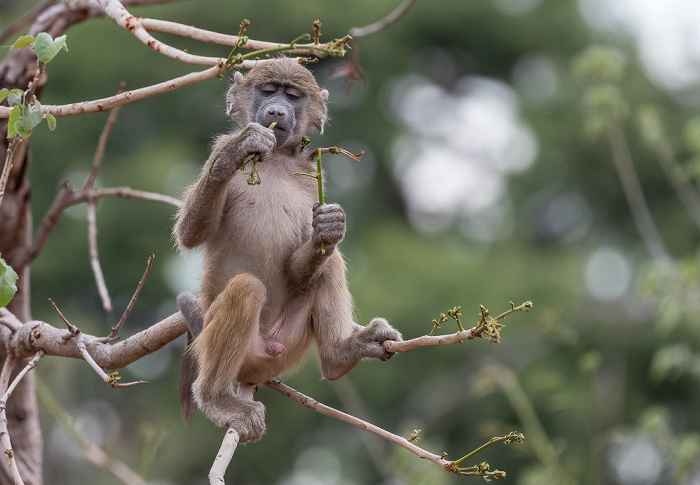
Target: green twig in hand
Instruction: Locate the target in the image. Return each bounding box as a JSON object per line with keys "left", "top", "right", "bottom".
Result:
{"left": 294, "top": 148, "right": 326, "bottom": 251}
{"left": 240, "top": 122, "right": 277, "bottom": 185}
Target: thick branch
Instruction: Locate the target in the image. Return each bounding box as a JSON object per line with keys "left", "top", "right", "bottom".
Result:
{"left": 4, "top": 310, "right": 187, "bottom": 369}
{"left": 0, "top": 64, "right": 226, "bottom": 119}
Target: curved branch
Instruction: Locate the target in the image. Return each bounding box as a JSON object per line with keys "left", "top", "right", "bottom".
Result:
{"left": 15, "top": 185, "right": 180, "bottom": 270}
{"left": 98, "top": 0, "right": 221, "bottom": 65}
{"left": 349, "top": 0, "right": 417, "bottom": 38}
{"left": 265, "top": 379, "right": 451, "bottom": 470}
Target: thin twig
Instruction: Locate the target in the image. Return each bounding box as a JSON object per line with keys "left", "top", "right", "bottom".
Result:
{"left": 208, "top": 384, "right": 255, "bottom": 484}
{"left": 349, "top": 0, "right": 417, "bottom": 38}
{"left": 83, "top": 93, "right": 125, "bottom": 313}
{"left": 1, "top": 352, "right": 43, "bottom": 410}
{"left": 0, "top": 353, "right": 23, "bottom": 485}
{"left": 85, "top": 86, "right": 125, "bottom": 190}
{"left": 103, "top": 252, "right": 155, "bottom": 342}
{"left": 49, "top": 299, "right": 148, "bottom": 388}
{"left": 0, "top": 59, "right": 45, "bottom": 209}
{"left": 265, "top": 379, "right": 451, "bottom": 470}
{"left": 0, "top": 134, "right": 22, "bottom": 209}
{"left": 87, "top": 200, "right": 113, "bottom": 312}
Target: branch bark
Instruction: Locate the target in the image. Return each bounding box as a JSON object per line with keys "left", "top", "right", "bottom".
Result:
{"left": 1, "top": 308, "right": 187, "bottom": 369}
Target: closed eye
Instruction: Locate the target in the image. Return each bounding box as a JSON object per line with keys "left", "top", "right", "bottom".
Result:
{"left": 285, "top": 87, "right": 302, "bottom": 100}
{"left": 260, "top": 84, "right": 278, "bottom": 95}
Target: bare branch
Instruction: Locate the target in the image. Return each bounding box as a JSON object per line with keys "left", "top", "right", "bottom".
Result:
{"left": 0, "top": 64, "right": 226, "bottom": 119}
{"left": 87, "top": 200, "right": 113, "bottom": 312}
{"left": 349, "top": 0, "right": 417, "bottom": 38}
{"left": 7, "top": 309, "right": 187, "bottom": 369}
{"left": 104, "top": 253, "right": 155, "bottom": 342}
{"left": 75, "top": 330, "right": 148, "bottom": 388}
{"left": 0, "top": 137, "right": 22, "bottom": 209}
{"left": 14, "top": 185, "right": 180, "bottom": 270}
{"left": 98, "top": 0, "right": 221, "bottom": 66}
{"left": 265, "top": 379, "right": 451, "bottom": 471}
{"left": 85, "top": 87, "right": 125, "bottom": 190}
{"left": 208, "top": 385, "right": 256, "bottom": 484}
{"left": 1, "top": 352, "right": 43, "bottom": 407}
{"left": 0, "top": 353, "right": 24, "bottom": 485}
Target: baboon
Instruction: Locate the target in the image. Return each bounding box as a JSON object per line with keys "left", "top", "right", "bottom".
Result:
{"left": 174, "top": 58, "right": 402, "bottom": 442}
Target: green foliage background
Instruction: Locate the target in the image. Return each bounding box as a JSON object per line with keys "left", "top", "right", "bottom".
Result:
{"left": 3, "top": 0, "right": 700, "bottom": 483}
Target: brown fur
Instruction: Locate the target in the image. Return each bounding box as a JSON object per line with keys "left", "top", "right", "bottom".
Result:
{"left": 174, "top": 58, "right": 401, "bottom": 441}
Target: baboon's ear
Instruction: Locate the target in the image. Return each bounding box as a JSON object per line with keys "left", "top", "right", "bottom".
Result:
{"left": 226, "top": 71, "right": 246, "bottom": 115}
{"left": 318, "top": 88, "right": 329, "bottom": 133}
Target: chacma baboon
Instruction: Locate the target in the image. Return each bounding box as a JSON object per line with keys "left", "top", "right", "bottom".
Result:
{"left": 174, "top": 58, "right": 402, "bottom": 442}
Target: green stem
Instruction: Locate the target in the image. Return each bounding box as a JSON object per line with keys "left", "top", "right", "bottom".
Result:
{"left": 316, "top": 148, "right": 326, "bottom": 253}
{"left": 453, "top": 435, "right": 513, "bottom": 467}
{"left": 316, "top": 148, "right": 324, "bottom": 205}
{"left": 492, "top": 301, "right": 533, "bottom": 322}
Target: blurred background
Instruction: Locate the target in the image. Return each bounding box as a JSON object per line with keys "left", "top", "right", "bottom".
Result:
{"left": 2, "top": 0, "right": 700, "bottom": 483}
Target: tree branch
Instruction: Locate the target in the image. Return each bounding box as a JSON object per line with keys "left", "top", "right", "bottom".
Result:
{"left": 14, "top": 185, "right": 181, "bottom": 271}
{"left": 208, "top": 384, "right": 256, "bottom": 484}
{"left": 4, "top": 310, "right": 187, "bottom": 369}
{"left": 349, "top": 0, "right": 417, "bottom": 38}
{"left": 0, "top": 353, "right": 25, "bottom": 485}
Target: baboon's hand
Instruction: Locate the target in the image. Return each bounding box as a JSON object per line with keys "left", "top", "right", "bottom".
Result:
{"left": 312, "top": 202, "right": 346, "bottom": 252}
{"left": 354, "top": 318, "right": 403, "bottom": 361}
{"left": 211, "top": 123, "right": 276, "bottom": 180}
{"left": 237, "top": 122, "right": 276, "bottom": 163}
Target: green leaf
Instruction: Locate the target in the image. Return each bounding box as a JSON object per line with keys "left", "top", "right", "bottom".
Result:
{"left": 0, "top": 256, "right": 18, "bottom": 308}
{"left": 7, "top": 89, "right": 24, "bottom": 107}
{"left": 11, "top": 35, "right": 34, "bottom": 50}
{"left": 21, "top": 106, "right": 43, "bottom": 133}
{"left": 0, "top": 88, "right": 8, "bottom": 104}
{"left": 34, "top": 33, "right": 67, "bottom": 63}
{"left": 45, "top": 113, "right": 57, "bottom": 131}
{"left": 14, "top": 120, "right": 32, "bottom": 139}
{"left": 7, "top": 106, "right": 21, "bottom": 138}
